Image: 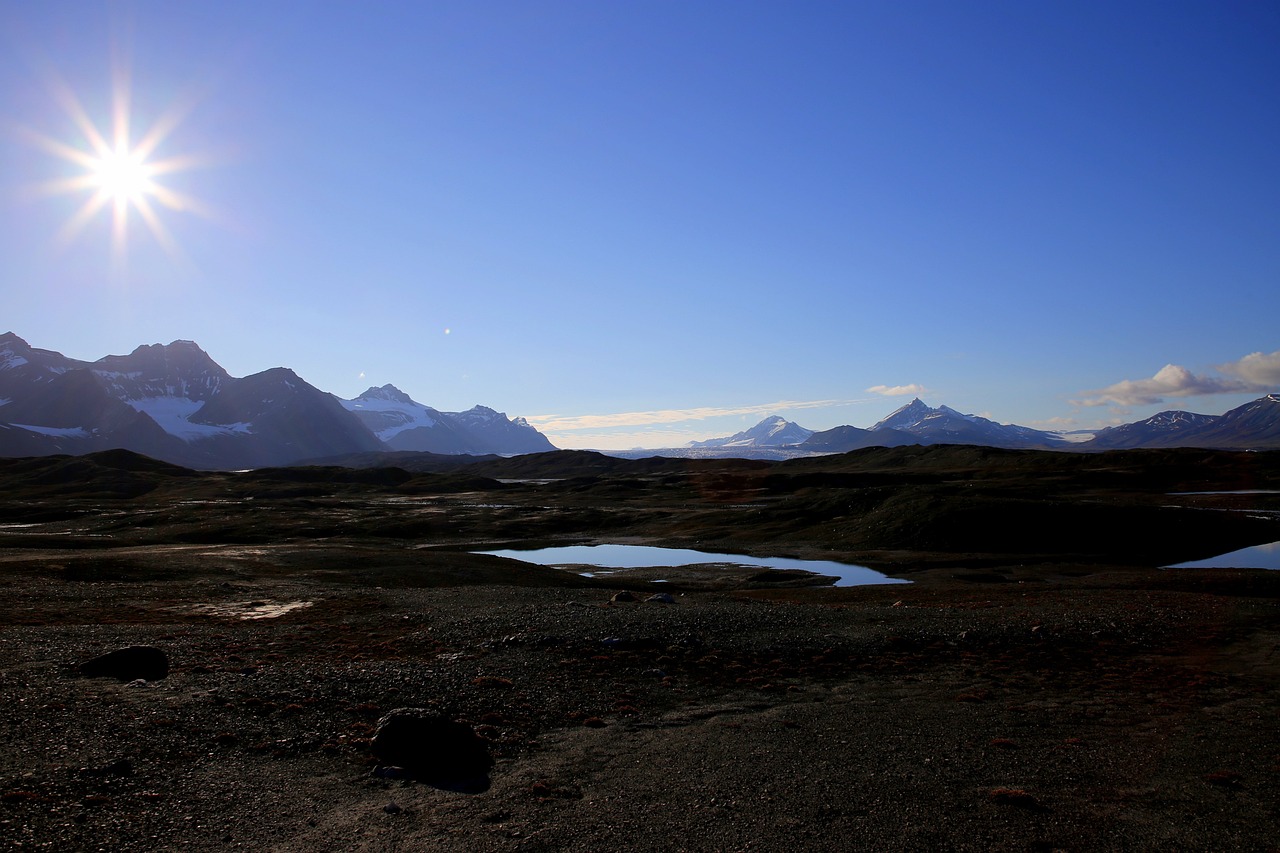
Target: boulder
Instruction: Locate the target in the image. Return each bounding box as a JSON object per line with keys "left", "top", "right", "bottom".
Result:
{"left": 78, "top": 646, "right": 169, "bottom": 681}
{"left": 370, "top": 708, "right": 492, "bottom": 793}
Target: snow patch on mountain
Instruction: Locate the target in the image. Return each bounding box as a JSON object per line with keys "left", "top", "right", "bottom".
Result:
{"left": 1049, "top": 430, "right": 1097, "bottom": 444}
{"left": 11, "top": 423, "right": 90, "bottom": 438}
{"left": 126, "top": 397, "right": 253, "bottom": 442}
{"left": 342, "top": 394, "right": 439, "bottom": 442}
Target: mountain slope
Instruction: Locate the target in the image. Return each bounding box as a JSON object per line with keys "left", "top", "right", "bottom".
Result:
{"left": 1085, "top": 394, "right": 1280, "bottom": 450}
{"left": 690, "top": 416, "right": 814, "bottom": 448}
{"left": 799, "top": 424, "right": 916, "bottom": 453}
{"left": 869, "top": 398, "right": 1067, "bottom": 449}
{"left": 440, "top": 405, "right": 557, "bottom": 454}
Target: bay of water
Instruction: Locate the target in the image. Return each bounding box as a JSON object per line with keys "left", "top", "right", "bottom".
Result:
{"left": 476, "top": 543, "right": 909, "bottom": 587}
{"left": 1165, "top": 540, "right": 1280, "bottom": 570}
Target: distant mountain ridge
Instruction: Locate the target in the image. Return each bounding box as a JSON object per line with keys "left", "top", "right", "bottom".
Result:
{"left": 0, "top": 332, "right": 555, "bottom": 469}
{"left": 615, "top": 395, "right": 1280, "bottom": 459}
{"left": 1086, "top": 395, "right": 1280, "bottom": 450}
{"left": 2, "top": 332, "right": 1276, "bottom": 467}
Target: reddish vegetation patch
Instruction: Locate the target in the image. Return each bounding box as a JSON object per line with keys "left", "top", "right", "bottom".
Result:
{"left": 1204, "top": 770, "right": 1243, "bottom": 790}
{"left": 989, "top": 788, "right": 1042, "bottom": 809}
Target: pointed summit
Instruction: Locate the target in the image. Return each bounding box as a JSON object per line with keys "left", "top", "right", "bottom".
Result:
{"left": 870, "top": 398, "right": 934, "bottom": 432}
{"left": 689, "top": 415, "right": 813, "bottom": 448}
{"left": 356, "top": 384, "right": 415, "bottom": 404}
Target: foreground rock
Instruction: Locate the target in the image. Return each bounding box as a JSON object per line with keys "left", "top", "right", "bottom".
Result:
{"left": 76, "top": 646, "right": 169, "bottom": 681}
{"left": 370, "top": 708, "right": 493, "bottom": 793}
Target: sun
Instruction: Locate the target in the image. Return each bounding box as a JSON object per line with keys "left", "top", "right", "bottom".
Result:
{"left": 92, "top": 145, "right": 153, "bottom": 205}
{"left": 21, "top": 59, "right": 209, "bottom": 262}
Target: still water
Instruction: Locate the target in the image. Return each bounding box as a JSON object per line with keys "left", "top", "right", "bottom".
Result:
{"left": 1165, "top": 541, "right": 1280, "bottom": 570}
{"left": 476, "top": 543, "right": 909, "bottom": 587}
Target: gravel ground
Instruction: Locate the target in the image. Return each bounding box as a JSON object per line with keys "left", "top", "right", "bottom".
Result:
{"left": 2, "top": 560, "right": 1278, "bottom": 851}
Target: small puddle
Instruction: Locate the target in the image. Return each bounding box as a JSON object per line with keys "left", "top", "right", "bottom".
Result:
{"left": 476, "top": 544, "right": 908, "bottom": 587}
{"left": 1165, "top": 541, "right": 1280, "bottom": 570}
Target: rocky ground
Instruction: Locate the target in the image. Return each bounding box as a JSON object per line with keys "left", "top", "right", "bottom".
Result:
{"left": 1, "top": 447, "right": 1278, "bottom": 850}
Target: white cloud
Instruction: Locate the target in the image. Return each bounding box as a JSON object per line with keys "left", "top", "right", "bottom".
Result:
{"left": 1074, "top": 363, "right": 1255, "bottom": 407}
{"left": 1217, "top": 350, "right": 1280, "bottom": 388}
{"left": 526, "top": 398, "right": 864, "bottom": 434}
{"left": 865, "top": 383, "right": 926, "bottom": 397}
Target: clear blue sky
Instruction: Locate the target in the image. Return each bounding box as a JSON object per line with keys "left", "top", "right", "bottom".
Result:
{"left": 2, "top": 1, "right": 1277, "bottom": 449}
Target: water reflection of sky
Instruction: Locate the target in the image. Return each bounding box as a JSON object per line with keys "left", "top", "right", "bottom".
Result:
{"left": 477, "top": 544, "right": 909, "bottom": 587}
{"left": 1168, "top": 489, "right": 1280, "bottom": 496}
{"left": 1166, "top": 541, "right": 1280, "bottom": 570}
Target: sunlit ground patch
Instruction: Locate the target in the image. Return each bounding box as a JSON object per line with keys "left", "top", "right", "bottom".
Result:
{"left": 184, "top": 600, "right": 313, "bottom": 620}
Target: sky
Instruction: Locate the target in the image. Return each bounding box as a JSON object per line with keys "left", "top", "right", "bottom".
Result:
{"left": 1, "top": 1, "right": 1277, "bottom": 450}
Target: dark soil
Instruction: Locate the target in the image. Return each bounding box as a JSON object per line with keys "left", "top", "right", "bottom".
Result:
{"left": 1, "top": 446, "right": 1278, "bottom": 850}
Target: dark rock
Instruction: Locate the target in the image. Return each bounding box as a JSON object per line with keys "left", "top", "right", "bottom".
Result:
{"left": 78, "top": 646, "right": 169, "bottom": 681}
{"left": 646, "top": 593, "right": 676, "bottom": 604}
{"left": 80, "top": 759, "right": 133, "bottom": 778}
{"left": 370, "top": 708, "right": 493, "bottom": 793}
{"left": 610, "top": 591, "right": 638, "bottom": 603}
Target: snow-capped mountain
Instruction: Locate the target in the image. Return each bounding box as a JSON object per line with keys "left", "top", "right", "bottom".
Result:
{"left": 0, "top": 333, "right": 553, "bottom": 468}
{"left": 1084, "top": 410, "right": 1220, "bottom": 449}
{"left": 0, "top": 333, "right": 384, "bottom": 468}
{"left": 689, "top": 415, "right": 814, "bottom": 449}
{"left": 867, "top": 398, "right": 1067, "bottom": 449}
{"left": 342, "top": 385, "right": 471, "bottom": 453}
{"left": 341, "top": 386, "right": 553, "bottom": 455}
{"left": 1084, "top": 395, "right": 1280, "bottom": 450}
{"left": 441, "top": 405, "right": 556, "bottom": 454}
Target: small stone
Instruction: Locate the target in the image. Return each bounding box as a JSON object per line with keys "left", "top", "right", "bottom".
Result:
{"left": 383, "top": 802, "right": 402, "bottom": 814}
{"left": 610, "top": 591, "right": 638, "bottom": 603}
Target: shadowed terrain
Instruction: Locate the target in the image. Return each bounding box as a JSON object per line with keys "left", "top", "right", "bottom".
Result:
{"left": 1, "top": 446, "right": 1278, "bottom": 850}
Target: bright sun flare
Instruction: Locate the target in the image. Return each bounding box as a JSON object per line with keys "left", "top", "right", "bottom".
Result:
{"left": 92, "top": 146, "right": 153, "bottom": 204}
{"left": 22, "top": 60, "right": 208, "bottom": 261}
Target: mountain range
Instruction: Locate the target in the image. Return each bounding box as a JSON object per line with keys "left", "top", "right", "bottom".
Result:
{"left": 1, "top": 332, "right": 1276, "bottom": 468}
{"left": 0, "top": 333, "right": 553, "bottom": 469}
{"left": 636, "top": 395, "right": 1280, "bottom": 458}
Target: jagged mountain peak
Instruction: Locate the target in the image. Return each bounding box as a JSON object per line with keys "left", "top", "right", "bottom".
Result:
{"left": 355, "top": 384, "right": 415, "bottom": 404}
{"left": 689, "top": 415, "right": 814, "bottom": 449}
{"left": 870, "top": 398, "right": 935, "bottom": 431}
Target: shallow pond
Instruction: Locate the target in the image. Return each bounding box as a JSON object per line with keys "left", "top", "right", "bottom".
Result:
{"left": 1165, "top": 540, "right": 1280, "bottom": 570}
{"left": 1168, "top": 489, "right": 1280, "bottom": 496}
{"left": 475, "top": 543, "right": 909, "bottom": 587}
